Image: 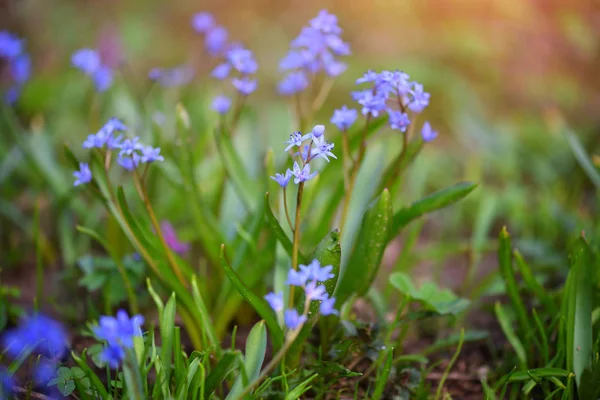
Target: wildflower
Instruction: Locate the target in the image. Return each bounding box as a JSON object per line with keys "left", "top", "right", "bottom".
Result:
{"left": 94, "top": 309, "right": 144, "bottom": 349}
{"left": 140, "top": 146, "right": 164, "bottom": 163}
{"left": 284, "top": 131, "right": 305, "bottom": 152}
{"left": 73, "top": 163, "right": 92, "bottom": 186}
{"left": 299, "top": 259, "right": 334, "bottom": 282}
{"left": 205, "top": 26, "right": 228, "bottom": 55}
{"left": 1, "top": 314, "right": 68, "bottom": 359}
{"left": 0, "top": 31, "right": 22, "bottom": 59}
{"left": 284, "top": 309, "right": 307, "bottom": 330}
{"left": 100, "top": 344, "right": 125, "bottom": 369}
{"left": 148, "top": 65, "right": 194, "bottom": 87}
{"left": 421, "top": 122, "right": 438, "bottom": 142}
{"left": 227, "top": 47, "right": 258, "bottom": 75}
{"left": 10, "top": 54, "right": 30, "bottom": 84}
{"left": 291, "top": 161, "right": 317, "bottom": 184}
{"left": 312, "top": 136, "right": 336, "bottom": 162}
{"left": 101, "top": 117, "right": 128, "bottom": 134}
{"left": 286, "top": 268, "right": 309, "bottom": 286}
{"left": 212, "top": 95, "right": 231, "bottom": 114}
{"left": 232, "top": 77, "right": 257, "bottom": 95}
{"left": 0, "top": 367, "right": 15, "bottom": 399}
{"left": 331, "top": 106, "right": 357, "bottom": 130}
{"left": 319, "top": 296, "right": 338, "bottom": 316}
{"left": 408, "top": 83, "right": 430, "bottom": 113}
{"left": 34, "top": 359, "right": 57, "bottom": 385}
{"left": 278, "top": 71, "right": 309, "bottom": 96}
{"left": 311, "top": 124, "right": 325, "bottom": 139}
{"left": 160, "top": 221, "right": 190, "bottom": 255}
{"left": 211, "top": 63, "right": 231, "bottom": 80}
{"left": 356, "top": 70, "right": 378, "bottom": 84}
{"left": 271, "top": 170, "right": 293, "bottom": 188}
{"left": 264, "top": 292, "right": 284, "bottom": 313}
{"left": 192, "top": 12, "right": 215, "bottom": 33}
{"left": 119, "top": 137, "right": 142, "bottom": 156}
{"left": 71, "top": 48, "right": 113, "bottom": 92}
{"left": 117, "top": 154, "right": 140, "bottom": 171}
{"left": 388, "top": 111, "right": 410, "bottom": 132}
{"left": 304, "top": 281, "right": 327, "bottom": 301}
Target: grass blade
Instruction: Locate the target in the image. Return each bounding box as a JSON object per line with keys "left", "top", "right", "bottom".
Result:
{"left": 495, "top": 301, "right": 527, "bottom": 368}
{"left": 226, "top": 320, "right": 267, "bottom": 399}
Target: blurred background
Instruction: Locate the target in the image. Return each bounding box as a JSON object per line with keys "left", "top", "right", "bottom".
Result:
{"left": 2, "top": 0, "right": 599, "bottom": 292}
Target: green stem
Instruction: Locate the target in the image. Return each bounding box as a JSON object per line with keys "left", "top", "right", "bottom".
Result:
{"left": 289, "top": 182, "right": 305, "bottom": 307}
{"left": 282, "top": 187, "right": 294, "bottom": 231}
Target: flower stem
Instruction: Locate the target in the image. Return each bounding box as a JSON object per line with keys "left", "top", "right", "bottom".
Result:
{"left": 133, "top": 170, "right": 187, "bottom": 286}
{"left": 289, "top": 182, "right": 305, "bottom": 307}
{"left": 283, "top": 187, "right": 294, "bottom": 231}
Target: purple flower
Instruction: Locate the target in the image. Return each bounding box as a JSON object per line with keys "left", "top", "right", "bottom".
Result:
{"left": 212, "top": 95, "right": 231, "bottom": 114}
{"left": 160, "top": 221, "right": 190, "bottom": 254}
{"left": 73, "top": 163, "right": 92, "bottom": 186}
{"left": 356, "top": 70, "right": 378, "bottom": 84}
{"left": 192, "top": 12, "right": 215, "bottom": 33}
{"left": 388, "top": 111, "right": 410, "bottom": 132}
{"left": 284, "top": 309, "right": 307, "bottom": 330}
{"left": 0, "top": 367, "right": 15, "bottom": 398}
{"left": 286, "top": 268, "right": 309, "bottom": 287}
{"left": 408, "top": 83, "right": 430, "bottom": 113}
{"left": 310, "top": 124, "right": 325, "bottom": 139}
{"left": 94, "top": 309, "right": 144, "bottom": 349}
{"left": 0, "top": 31, "right": 23, "bottom": 59}
{"left": 1, "top": 314, "right": 68, "bottom": 359}
{"left": 391, "top": 70, "right": 412, "bottom": 96}
{"left": 92, "top": 65, "right": 113, "bottom": 92}
{"left": 140, "top": 146, "right": 164, "bottom": 163}
{"left": 10, "top": 54, "right": 30, "bottom": 83}
{"left": 264, "top": 292, "right": 284, "bottom": 312}
{"left": 101, "top": 117, "right": 128, "bottom": 134}
{"left": 331, "top": 106, "right": 357, "bottom": 130}
{"left": 4, "top": 86, "right": 20, "bottom": 105}
{"left": 271, "top": 170, "right": 293, "bottom": 188}
{"left": 117, "top": 154, "right": 140, "bottom": 171}
{"left": 299, "top": 259, "right": 334, "bottom": 282}
{"left": 34, "top": 359, "right": 56, "bottom": 385}
{"left": 304, "top": 281, "right": 327, "bottom": 301}
{"left": 284, "top": 131, "right": 305, "bottom": 152}
{"left": 71, "top": 49, "right": 101, "bottom": 75}
{"left": 227, "top": 47, "right": 258, "bottom": 75}
{"left": 100, "top": 344, "right": 125, "bottom": 369}
{"left": 319, "top": 296, "right": 338, "bottom": 316}
{"left": 291, "top": 161, "right": 317, "bottom": 184}
{"left": 119, "top": 137, "right": 142, "bottom": 156}
{"left": 83, "top": 133, "right": 104, "bottom": 149}
{"left": 205, "top": 26, "right": 228, "bottom": 55}
{"left": 312, "top": 136, "right": 336, "bottom": 162}
{"left": 278, "top": 71, "right": 309, "bottom": 96}
{"left": 149, "top": 65, "right": 194, "bottom": 87}
{"left": 211, "top": 63, "right": 231, "bottom": 80}
{"left": 355, "top": 91, "right": 386, "bottom": 117}
{"left": 83, "top": 118, "right": 127, "bottom": 149}
{"left": 232, "top": 77, "right": 257, "bottom": 95}
{"left": 310, "top": 10, "right": 342, "bottom": 34}
{"left": 421, "top": 121, "right": 438, "bottom": 142}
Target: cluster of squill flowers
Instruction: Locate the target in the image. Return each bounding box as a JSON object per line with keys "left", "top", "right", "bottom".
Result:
{"left": 72, "top": 117, "right": 164, "bottom": 186}
{"left": 93, "top": 310, "right": 145, "bottom": 368}
{"left": 71, "top": 48, "right": 115, "bottom": 92}
{"left": 192, "top": 12, "right": 258, "bottom": 116}
{"left": 265, "top": 260, "right": 338, "bottom": 330}
{"left": 0, "top": 31, "right": 31, "bottom": 104}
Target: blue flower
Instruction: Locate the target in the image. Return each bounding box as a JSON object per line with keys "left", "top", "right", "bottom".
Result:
{"left": 310, "top": 10, "right": 342, "bottom": 34}
{"left": 101, "top": 117, "right": 128, "bottom": 135}
{"left": 5, "top": 86, "right": 20, "bottom": 105}
{"left": 388, "top": 111, "right": 410, "bottom": 132}
{"left": 83, "top": 118, "right": 127, "bottom": 149}
{"left": 10, "top": 54, "right": 30, "bottom": 84}
{"left": 73, "top": 163, "right": 92, "bottom": 186}
{"left": 291, "top": 162, "right": 317, "bottom": 184}
{"left": 331, "top": 106, "right": 357, "bottom": 130}
{"left": 421, "top": 122, "right": 438, "bottom": 142}
{"left": 270, "top": 170, "right": 292, "bottom": 188}
{"left": 71, "top": 49, "right": 101, "bottom": 75}
{"left": 284, "top": 131, "right": 305, "bottom": 152}
{"left": 299, "top": 259, "right": 334, "bottom": 282}
{"left": 94, "top": 309, "right": 144, "bottom": 349}
{"left": 34, "top": 359, "right": 57, "bottom": 385}
{"left": 264, "top": 292, "right": 284, "bottom": 312}
{"left": 355, "top": 91, "right": 386, "bottom": 117}
{"left": 0, "top": 31, "right": 23, "bottom": 59}
{"left": 1, "top": 314, "right": 68, "bottom": 359}
{"left": 192, "top": 12, "right": 215, "bottom": 33}
{"left": 149, "top": 65, "right": 194, "bottom": 87}
{"left": 408, "top": 83, "right": 430, "bottom": 113}
{"left": 211, "top": 63, "right": 231, "bottom": 80}
{"left": 227, "top": 47, "right": 258, "bottom": 75}
{"left": 92, "top": 66, "right": 113, "bottom": 92}
{"left": 310, "top": 124, "right": 325, "bottom": 139}
{"left": 100, "top": 344, "right": 125, "bottom": 369}
{"left": 0, "top": 367, "right": 15, "bottom": 399}
{"left": 119, "top": 137, "right": 142, "bottom": 156}
{"left": 286, "top": 268, "right": 309, "bottom": 287}
{"left": 319, "top": 296, "right": 338, "bottom": 316}
{"left": 232, "top": 77, "right": 257, "bottom": 95}
{"left": 278, "top": 71, "right": 309, "bottom": 96}
{"left": 284, "top": 309, "right": 307, "bottom": 330}
{"left": 117, "top": 154, "right": 140, "bottom": 171}
{"left": 356, "top": 70, "right": 378, "bottom": 84}
{"left": 205, "top": 26, "right": 228, "bottom": 55}
{"left": 140, "top": 146, "right": 164, "bottom": 163}
{"left": 312, "top": 136, "right": 336, "bottom": 162}
{"left": 304, "top": 281, "right": 327, "bottom": 301}
{"left": 212, "top": 95, "right": 232, "bottom": 114}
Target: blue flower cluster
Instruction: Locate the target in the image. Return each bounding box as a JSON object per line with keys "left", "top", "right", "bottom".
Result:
{"left": 148, "top": 65, "right": 194, "bottom": 87}
{"left": 1, "top": 314, "right": 68, "bottom": 387}
{"left": 265, "top": 259, "right": 338, "bottom": 330}
{"left": 71, "top": 48, "right": 113, "bottom": 92}
{"left": 192, "top": 11, "right": 258, "bottom": 112}
{"left": 331, "top": 70, "right": 438, "bottom": 142}
{"left": 278, "top": 10, "right": 350, "bottom": 96}
{"left": 73, "top": 117, "right": 165, "bottom": 186}
{"left": 93, "top": 310, "right": 144, "bottom": 369}
{"left": 0, "top": 31, "right": 31, "bottom": 104}
{"left": 271, "top": 124, "right": 336, "bottom": 187}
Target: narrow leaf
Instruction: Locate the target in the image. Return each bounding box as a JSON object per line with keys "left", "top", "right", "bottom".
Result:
{"left": 495, "top": 301, "right": 527, "bottom": 368}
{"left": 226, "top": 320, "right": 267, "bottom": 399}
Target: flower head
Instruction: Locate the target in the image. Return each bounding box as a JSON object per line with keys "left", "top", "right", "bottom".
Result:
{"left": 271, "top": 170, "right": 293, "bottom": 188}
{"left": 71, "top": 49, "right": 101, "bottom": 74}
{"left": 1, "top": 314, "right": 68, "bottom": 359}
{"left": 94, "top": 309, "right": 144, "bottom": 349}
{"left": 227, "top": 47, "right": 258, "bottom": 75}
{"left": 355, "top": 90, "right": 387, "bottom": 117}
{"left": 312, "top": 136, "right": 336, "bottom": 162}
{"left": 264, "top": 292, "right": 284, "bottom": 313}
{"left": 205, "top": 26, "right": 228, "bottom": 55}
{"left": 286, "top": 268, "right": 309, "bottom": 287}
{"left": 212, "top": 95, "right": 231, "bottom": 114}
{"left": 304, "top": 280, "right": 327, "bottom": 301}
{"left": 319, "top": 296, "right": 338, "bottom": 316}
{"left": 0, "top": 31, "right": 23, "bottom": 59}
{"left": 10, "top": 54, "right": 30, "bottom": 83}
{"left": 160, "top": 221, "right": 190, "bottom": 255}
{"left": 211, "top": 63, "right": 231, "bottom": 80}
{"left": 140, "top": 146, "right": 164, "bottom": 163}
{"left": 117, "top": 154, "right": 140, "bottom": 171}
{"left": 100, "top": 344, "right": 125, "bottom": 369}
{"left": 73, "top": 163, "right": 92, "bottom": 186}
{"left": 0, "top": 367, "right": 15, "bottom": 399}
{"left": 299, "top": 259, "right": 334, "bottom": 282}
{"left": 284, "top": 309, "right": 307, "bottom": 330}
{"left": 278, "top": 71, "right": 309, "bottom": 96}
{"left": 408, "top": 83, "right": 430, "bottom": 113}
{"left": 421, "top": 121, "right": 438, "bottom": 142}
{"left": 291, "top": 162, "right": 317, "bottom": 184}
{"left": 284, "top": 131, "right": 305, "bottom": 152}
{"left": 331, "top": 106, "right": 357, "bottom": 130}
{"left": 192, "top": 12, "right": 215, "bottom": 33}
{"left": 232, "top": 77, "right": 257, "bottom": 95}
{"left": 388, "top": 111, "right": 410, "bottom": 132}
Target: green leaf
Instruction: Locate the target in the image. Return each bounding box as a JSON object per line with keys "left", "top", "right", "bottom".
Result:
{"left": 508, "top": 368, "right": 570, "bottom": 382}
{"left": 389, "top": 182, "right": 478, "bottom": 241}
{"left": 310, "top": 229, "right": 342, "bottom": 296}
{"left": 312, "top": 361, "right": 362, "bottom": 379}
{"left": 336, "top": 189, "right": 392, "bottom": 303}
{"left": 495, "top": 301, "right": 527, "bottom": 368}
{"left": 190, "top": 276, "right": 220, "bottom": 352}
{"left": 204, "top": 351, "right": 239, "bottom": 396}
{"left": 498, "top": 228, "right": 532, "bottom": 340}
{"left": 565, "top": 237, "right": 593, "bottom": 389}
{"left": 71, "top": 350, "right": 109, "bottom": 399}
{"left": 264, "top": 192, "right": 299, "bottom": 262}
{"left": 160, "top": 293, "right": 176, "bottom": 387}
{"left": 220, "top": 245, "right": 284, "bottom": 350}
{"left": 372, "top": 348, "right": 393, "bottom": 400}
{"left": 226, "top": 320, "right": 267, "bottom": 399}
{"left": 565, "top": 128, "right": 600, "bottom": 190}
{"left": 514, "top": 250, "right": 558, "bottom": 316}
{"left": 285, "top": 374, "right": 318, "bottom": 400}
